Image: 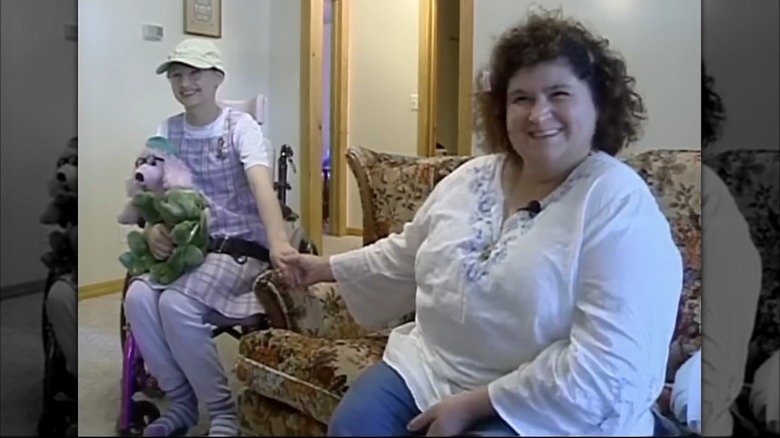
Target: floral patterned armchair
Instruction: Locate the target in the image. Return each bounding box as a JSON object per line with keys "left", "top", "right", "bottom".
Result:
{"left": 232, "top": 146, "right": 703, "bottom": 436}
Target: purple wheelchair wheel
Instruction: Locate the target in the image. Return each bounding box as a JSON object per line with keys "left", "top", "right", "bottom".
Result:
{"left": 116, "top": 332, "right": 160, "bottom": 436}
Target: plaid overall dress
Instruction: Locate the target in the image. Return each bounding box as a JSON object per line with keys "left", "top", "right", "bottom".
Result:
{"left": 135, "top": 109, "right": 268, "bottom": 318}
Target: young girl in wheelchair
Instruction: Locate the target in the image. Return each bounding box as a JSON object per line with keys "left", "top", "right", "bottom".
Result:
{"left": 123, "top": 38, "right": 298, "bottom": 437}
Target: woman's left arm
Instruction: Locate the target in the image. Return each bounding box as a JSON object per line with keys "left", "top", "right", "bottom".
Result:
{"left": 233, "top": 118, "right": 292, "bottom": 250}
{"left": 486, "top": 189, "right": 684, "bottom": 436}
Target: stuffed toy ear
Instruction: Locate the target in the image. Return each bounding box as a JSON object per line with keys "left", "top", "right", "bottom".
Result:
{"left": 162, "top": 155, "right": 194, "bottom": 190}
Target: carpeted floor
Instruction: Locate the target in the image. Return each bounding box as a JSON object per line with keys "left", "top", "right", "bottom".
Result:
{"left": 0, "top": 292, "right": 45, "bottom": 437}
{"left": 77, "top": 235, "right": 361, "bottom": 436}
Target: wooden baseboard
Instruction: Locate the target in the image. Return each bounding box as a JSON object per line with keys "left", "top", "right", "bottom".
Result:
{"left": 0, "top": 278, "right": 47, "bottom": 301}
{"left": 78, "top": 278, "right": 125, "bottom": 301}
{"left": 346, "top": 227, "right": 363, "bottom": 237}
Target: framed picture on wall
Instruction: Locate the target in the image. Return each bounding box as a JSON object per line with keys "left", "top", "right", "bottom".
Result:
{"left": 183, "top": 0, "right": 222, "bottom": 38}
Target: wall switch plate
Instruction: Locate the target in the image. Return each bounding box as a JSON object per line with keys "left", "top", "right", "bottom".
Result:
{"left": 142, "top": 24, "right": 164, "bottom": 42}
{"left": 410, "top": 94, "right": 419, "bottom": 111}
{"left": 64, "top": 23, "right": 77, "bottom": 41}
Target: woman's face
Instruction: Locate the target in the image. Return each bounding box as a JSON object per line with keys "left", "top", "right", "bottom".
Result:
{"left": 167, "top": 63, "right": 222, "bottom": 109}
{"left": 505, "top": 58, "right": 598, "bottom": 165}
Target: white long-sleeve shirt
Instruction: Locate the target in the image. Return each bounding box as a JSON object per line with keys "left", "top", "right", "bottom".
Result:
{"left": 331, "top": 151, "right": 684, "bottom": 436}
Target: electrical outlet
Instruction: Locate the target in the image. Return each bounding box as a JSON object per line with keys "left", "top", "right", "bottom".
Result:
{"left": 119, "top": 224, "right": 139, "bottom": 243}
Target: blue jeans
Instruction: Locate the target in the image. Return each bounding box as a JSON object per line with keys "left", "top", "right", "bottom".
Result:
{"left": 328, "top": 360, "right": 517, "bottom": 436}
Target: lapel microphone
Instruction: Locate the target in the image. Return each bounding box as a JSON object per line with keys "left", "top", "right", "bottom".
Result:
{"left": 517, "top": 200, "right": 542, "bottom": 218}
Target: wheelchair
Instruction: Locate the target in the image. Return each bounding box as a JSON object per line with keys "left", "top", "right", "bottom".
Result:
{"left": 116, "top": 144, "right": 319, "bottom": 436}
{"left": 38, "top": 269, "right": 78, "bottom": 437}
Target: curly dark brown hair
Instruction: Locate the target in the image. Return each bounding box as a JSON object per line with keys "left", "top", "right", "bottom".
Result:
{"left": 702, "top": 61, "right": 726, "bottom": 149}
{"left": 474, "top": 7, "right": 646, "bottom": 157}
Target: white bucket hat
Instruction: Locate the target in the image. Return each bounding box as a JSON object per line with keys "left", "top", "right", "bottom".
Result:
{"left": 156, "top": 38, "right": 225, "bottom": 75}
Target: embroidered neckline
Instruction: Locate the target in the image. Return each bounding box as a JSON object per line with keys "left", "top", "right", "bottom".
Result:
{"left": 458, "top": 152, "right": 599, "bottom": 285}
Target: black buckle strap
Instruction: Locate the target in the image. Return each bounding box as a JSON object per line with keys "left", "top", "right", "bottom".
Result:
{"left": 207, "top": 237, "right": 271, "bottom": 265}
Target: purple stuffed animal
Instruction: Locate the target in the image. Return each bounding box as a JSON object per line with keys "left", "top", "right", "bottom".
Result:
{"left": 117, "top": 136, "right": 194, "bottom": 225}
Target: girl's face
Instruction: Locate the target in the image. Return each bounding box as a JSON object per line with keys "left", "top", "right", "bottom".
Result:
{"left": 167, "top": 63, "right": 223, "bottom": 109}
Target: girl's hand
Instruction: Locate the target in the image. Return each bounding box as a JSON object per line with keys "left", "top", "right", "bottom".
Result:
{"left": 147, "top": 223, "right": 173, "bottom": 260}
{"left": 278, "top": 253, "right": 334, "bottom": 288}
{"left": 270, "top": 240, "right": 299, "bottom": 285}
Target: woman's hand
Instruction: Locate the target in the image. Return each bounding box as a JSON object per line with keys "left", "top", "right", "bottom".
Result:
{"left": 147, "top": 223, "right": 173, "bottom": 260}
{"left": 407, "top": 388, "right": 495, "bottom": 436}
{"left": 270, "top": 240, "right": 299, "bottom": 285}
{"left": 278, "top": 253, "right": 334, "bottom": 288}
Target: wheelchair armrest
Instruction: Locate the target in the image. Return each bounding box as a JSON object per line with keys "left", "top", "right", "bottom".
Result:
{"left": 252, "top": 269, "right": 373, "bottom": 339}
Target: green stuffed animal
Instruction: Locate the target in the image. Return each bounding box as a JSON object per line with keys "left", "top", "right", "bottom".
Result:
{"left": 132, "top": 191, "right": 165, "bottom": 225}
{"left": 118, "top": 136, "right": 209, "bottom": 285}
{"left": 119, "top": 189, "right": 209, "bottom": 285}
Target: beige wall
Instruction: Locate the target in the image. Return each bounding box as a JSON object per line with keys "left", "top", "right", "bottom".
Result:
{"left": 79, "top": 0, "right": 302, "bottom": 286}
{"left": 346, "top": 0, "right": 420, "bottom": 230}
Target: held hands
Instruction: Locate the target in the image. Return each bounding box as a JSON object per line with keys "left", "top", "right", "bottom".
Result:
{"left": 277, "top": 252, "right": 333, "bottom": 288}
{"left": 270, "top": 240, "right": 299, "bottom": 285}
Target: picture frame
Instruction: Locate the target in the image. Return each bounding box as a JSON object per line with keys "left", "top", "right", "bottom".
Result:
{"left": 183, "top": 0, "right": 222, "bottom": 38}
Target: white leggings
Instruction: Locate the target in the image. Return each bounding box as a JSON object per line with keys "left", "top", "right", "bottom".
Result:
{"left": 123, "top": 281, "right": 234, "bottom": 414}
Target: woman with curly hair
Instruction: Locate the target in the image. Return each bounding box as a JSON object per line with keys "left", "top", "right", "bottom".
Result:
{"left": 283, "top": 9, "right": 683, "bottom": 436}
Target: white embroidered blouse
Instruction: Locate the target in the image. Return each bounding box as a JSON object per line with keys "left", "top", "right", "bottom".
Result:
{"left": 330, "top": 151, "right": 684, "bottom": 436}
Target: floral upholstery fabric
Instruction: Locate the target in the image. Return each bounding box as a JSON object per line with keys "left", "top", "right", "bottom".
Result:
{"left": 251, "top": 269, "right": 412, "bottom": 339}
{"left": 705, "top": 150, "right": 779, "bottom": 381}
{"left": 237, "top": 387, "right": 326, "bottom": 436}
{"left": 235, "top": 148, "right": 702, "bottom": 435}
{"left": 345, "top": 146, "right": 474, "bottom": 245}
{"left": 235, "top": 330, "right": 387, "bottom": 426}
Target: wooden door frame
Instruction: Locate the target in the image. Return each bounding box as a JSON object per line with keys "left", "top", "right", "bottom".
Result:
{"left": 418, "top": 0, "right": 475, "bottom": 157}
{"left": 329, "top": 0, "right": 350, "bottom": 237}
{"left": 299, "top": 0, "right": 349, "bottom": 246}
{"left": 299, "top": 0, "right": 473, "bottom": 246}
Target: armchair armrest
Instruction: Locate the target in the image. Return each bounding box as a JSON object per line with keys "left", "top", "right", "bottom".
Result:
{"left": 252, "top": 269, "right": 376, "bottom": 339}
